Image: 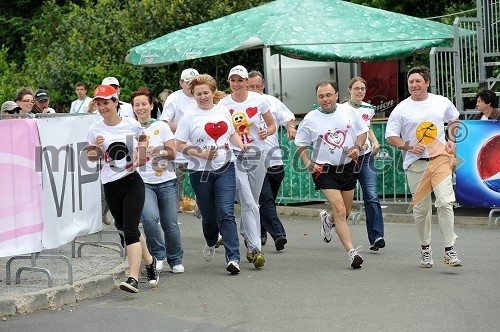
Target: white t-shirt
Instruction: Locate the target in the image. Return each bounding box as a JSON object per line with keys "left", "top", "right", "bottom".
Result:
{"left": 138, "top": 121, "right": 176, "bottom": 184}
{"left": 175, "top": 104, "right": 236, "bottom": 171}
{"left": 118, "top": 102, "right": 135, "bottom": 118}
{"left": 70, "top": 97, "right": 92, "bottom": 114}
{"left": 219, "top": 91, "right": 271, "bottom": 155}
{"left": 261, "top": 94, "right": 294, "bottom": 167}
{"left": 385, "top": 93, "right": 459, "bottom": 170}
{"left": 159, "top": 89, "right": 197, "bottom": 164}
{"left": 344, "top": 101, "right": 375, "bottom": 156}
{"left": 295, "top": 103, "right": 369, "bottom": 166}
{"left": 87, "top": 117, "right": 143, "bottom": 184}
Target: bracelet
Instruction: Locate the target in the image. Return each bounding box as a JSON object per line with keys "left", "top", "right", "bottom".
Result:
{"left": 288, "top": 125, "right": 296, "bottom": 129}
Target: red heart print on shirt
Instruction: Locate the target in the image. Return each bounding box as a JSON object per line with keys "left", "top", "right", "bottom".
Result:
{"left": 324, "top": 129, "right": 346, "bottom": 149}
{"left": 205, "top": 121, "right": 228, "bottom": 143}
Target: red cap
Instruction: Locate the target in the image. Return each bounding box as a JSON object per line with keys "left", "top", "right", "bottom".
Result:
{"left": 93, "top": 85, "right": 118, "bottom": 101}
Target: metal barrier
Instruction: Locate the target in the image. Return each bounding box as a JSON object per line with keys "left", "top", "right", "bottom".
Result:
{"left": 1, "top": 113, "right": 121, "bottom": 288}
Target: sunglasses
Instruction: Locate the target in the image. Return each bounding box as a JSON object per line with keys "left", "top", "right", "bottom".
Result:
{"left": 6, "top": 107, "right": 22, "bottom": 114}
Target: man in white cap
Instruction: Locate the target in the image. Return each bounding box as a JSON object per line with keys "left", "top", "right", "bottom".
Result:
{"left": 101, "top": 76, "right": 135, "bottom": 118}
{"left": 160, "top": 68, "right": 199, "bottom": 210}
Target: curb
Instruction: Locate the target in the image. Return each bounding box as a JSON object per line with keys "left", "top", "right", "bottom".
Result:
{"left": 0, "top": 260, "right": 128, "bottom": 316}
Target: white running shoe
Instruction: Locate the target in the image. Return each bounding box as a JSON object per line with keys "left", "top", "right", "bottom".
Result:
{"left": 203, "top": 244, "right": 215, "bottom": 262}
{"left": 443, "top": 249, "right": 462, "bottom": 267}
{"left": 172, "top": 264, "right": 185, "bottom": 273}
{"left": 156, "top": 259, "right": 164, "bottom": 271}
{"left": 348, "top": 246, "right": 363, "bottom": 269}
{"left": 320, "top": 211, "right": 333, "bottom": 243}
{"left": 420, "top": 247, "right": 434, "bottom": 268}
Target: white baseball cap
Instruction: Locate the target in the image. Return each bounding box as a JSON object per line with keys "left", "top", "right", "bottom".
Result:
{"left": 228, "top": 65, "right": 249, "bottom": 79}
{"left": 101, "top": 76, "right": 120, "bottom": 86}
{"left": 180, "top": 69, "right": 199, "bottom": 82}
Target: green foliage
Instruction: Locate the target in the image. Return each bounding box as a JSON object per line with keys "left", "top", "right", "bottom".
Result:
{"left": 1, "top": 0, "right": 269, "bottom": 111}
{"left": 0, "top": 0, "right": 478, "bottom": 111}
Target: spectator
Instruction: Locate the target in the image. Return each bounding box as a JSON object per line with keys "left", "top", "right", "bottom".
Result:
{"left": 1, "top": 101, "right": 22, "bottom": 115}
{"left": 33, "top": 89, "right": 56, "bottom": 113}
{"left": 14, "top": 87, "right": 35, "bottom": 114}
{"left": 70, "top": 82, "right": 92, "bottom": 114}
{"left": 473, "top": 88, "right": 500, "bottom": 120}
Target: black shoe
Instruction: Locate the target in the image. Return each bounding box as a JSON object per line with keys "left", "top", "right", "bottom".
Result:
{"left": 275, "top": 236, "right": 287, "bottom": 251}
{"left": 119, "top": 277, "right": 138, "bottom": 293}
{"left": 369, "top": 237, "right": 386, "bottom": 251}
{"left": 261, "top": 235, "right": 267, "bottom": 246}
{"left": 145, "top": 257, "right": 159, "bottom": 286}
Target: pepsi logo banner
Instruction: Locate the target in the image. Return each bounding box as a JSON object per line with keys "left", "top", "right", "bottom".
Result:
{"left": 456, "top": 120, "right": 500, "bottom": 207}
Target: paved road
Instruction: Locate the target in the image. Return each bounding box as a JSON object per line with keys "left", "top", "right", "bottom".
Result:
{"left": 3, "top": 213, "right": 500, "bottom": 331}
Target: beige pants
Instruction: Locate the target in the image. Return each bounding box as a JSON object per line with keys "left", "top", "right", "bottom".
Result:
{"left": 406, "top": 155, "right": 458, "bottom": 247}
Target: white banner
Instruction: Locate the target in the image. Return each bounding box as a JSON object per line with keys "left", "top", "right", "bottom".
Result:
{"left": 37, "top": 115, "right": 102, "bottom": 249}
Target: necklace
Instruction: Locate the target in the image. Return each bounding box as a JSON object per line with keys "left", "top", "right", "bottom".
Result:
{"left": 349, "top": 100, "right": 375, "bottom": 109}
{"left": 313, "top": 104, "right": 336, "bottom": 114}
{"left": 140, "top": 119, "right": 157, "bottom": 126}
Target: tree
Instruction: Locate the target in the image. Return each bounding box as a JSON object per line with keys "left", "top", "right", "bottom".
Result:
{"left": 18, "top": 0, "right": 270, "bottom": 110}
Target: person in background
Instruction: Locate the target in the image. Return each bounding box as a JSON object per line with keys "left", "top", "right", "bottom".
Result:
{"left": 86, "top": 84, "right": 158, "bottom": 293}
{"left": 70, "top": 82, "right": 92, "bottom": 114}
{"left": 175, "top": 74, "right": 245, "bottom": 274}
{"left": 219, "top": 65, "right": 276, "bottom": 269}
{"left": 159, "top": 89, "right": 173, "bottom": 108}
{"left": 473, "top": 88, "right": 500, "bottom": 120}
{"left": 33, "top": 89, "right": 56, "bottom": 113}
{"left": 101, "top": 76, "right": 135, "bottom": 118}
{"left": 296, "top": 80, "right": 368, "bottom": 269}
{"left": 14, "top": 87, "right": 35, "bottom": 114}
{"left": 1, "top": 101, "right": 22, "bottom": 115}
{"left": 247, "top": 70, "right": 294, "bottom": 251}
{"left": 160, "top": 68, "right": 200, "bottom": 212}
{"left": 385, "top": 65, "right": 462, "bottom": 268}
{"left": 132, "top": 87, "right": 184, "bottom": 274}
{"left": 344, "top": 76, "right": 385, "bottom": 251}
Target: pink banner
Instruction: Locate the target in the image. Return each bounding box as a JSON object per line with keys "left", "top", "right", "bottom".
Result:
{"left": 0, "top": 119, "right": 43, "bottom": 257}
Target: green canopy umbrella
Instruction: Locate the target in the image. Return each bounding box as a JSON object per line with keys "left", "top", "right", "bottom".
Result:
{"left": 126, "top": 0, "right": 458, "bottom": 66}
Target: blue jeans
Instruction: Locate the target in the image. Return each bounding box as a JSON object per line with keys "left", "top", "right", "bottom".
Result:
{"left": 189, "top": 162, "right": 240, "bottom": 263}
{"left": 141, "top": 178, "right": 183, "bottom": 267}
{"left": 357, "top": 152, "right": 384, "bottom": 245}
{"left": 259, "top": 165, "right": 286, "bottom": 240}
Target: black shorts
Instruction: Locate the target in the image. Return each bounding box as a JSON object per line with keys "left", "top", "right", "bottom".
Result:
{"left": 312, "top": 162, "right": 357, "bottom": 191}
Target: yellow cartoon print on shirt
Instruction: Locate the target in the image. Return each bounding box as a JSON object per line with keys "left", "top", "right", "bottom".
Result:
{"left": 229, "top": 106, "right": 258, "bottom": 144}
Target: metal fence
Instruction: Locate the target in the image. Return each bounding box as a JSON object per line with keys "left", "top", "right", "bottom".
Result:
{"left": 430, "top": 0, "right": 500, "bottom": 117}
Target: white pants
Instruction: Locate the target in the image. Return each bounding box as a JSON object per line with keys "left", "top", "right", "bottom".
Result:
{"left": 406, "top": 155, "right": 458, "bottom": 248}
{"left": 235, "top": 152, "right": 266, "bottom": 252}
